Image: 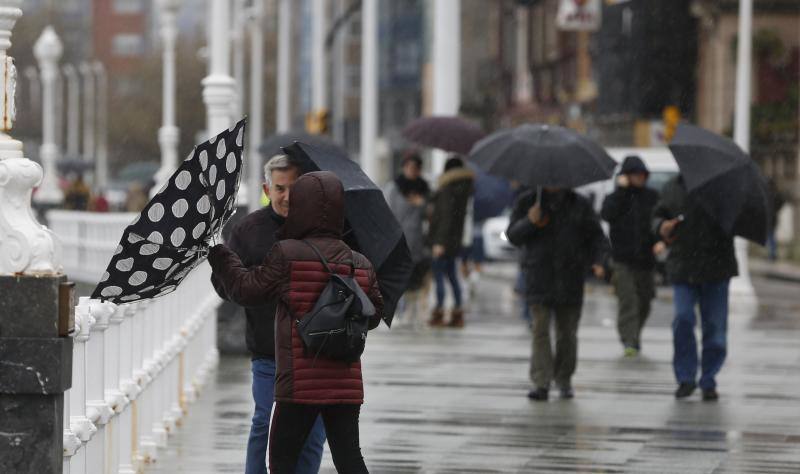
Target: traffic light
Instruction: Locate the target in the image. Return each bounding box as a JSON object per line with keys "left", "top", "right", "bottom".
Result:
{"left": 662, "top": 106, "right": 681, "bottom": 143}
{"left": 305, "top": 109, "right": 329, "bottom": 135}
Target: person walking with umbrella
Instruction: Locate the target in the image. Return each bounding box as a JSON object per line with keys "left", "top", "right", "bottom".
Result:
{"left": 208, "top": 171, "right": 384, "bottom": 474}
{"left": 428, "top": 156, "right": 475, "bottom": 328}
{"left": 210, "top": 154, "right": 326, "bottom": 474}
{"left": 383, "top": 151, "right": 431, "bottom": 328}
{"left": 601, "top": 156, "right": 660, "bottom": 357}
{"left": 656, "top": 124, "right": 771, "bottom": 401}
{"left": 470, "top": 124, "right": 615, "bottom": 401}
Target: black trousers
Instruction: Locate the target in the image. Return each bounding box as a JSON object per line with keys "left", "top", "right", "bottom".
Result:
{"left": 270, "top": 402, "right": 368, "bottom": 474}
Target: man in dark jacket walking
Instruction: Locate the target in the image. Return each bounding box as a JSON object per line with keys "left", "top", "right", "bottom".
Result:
{"left": 653, "top": 176, "right": 737, "bottom": 401}
{"left": 601, "top": 156, "right": 660, "bottom": 357}
{"left": 211, "top": 154, "right": 325, "bottom": 474}
{"left": 507, "top": 188, "right": 608, "bottom": 401}
{"left": 428, "top": 156, "right": 474, "bottom": 328}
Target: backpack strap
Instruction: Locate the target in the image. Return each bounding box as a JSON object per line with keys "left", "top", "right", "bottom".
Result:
{"left": 302, "top": 240, "right": 355, "bottom": 276}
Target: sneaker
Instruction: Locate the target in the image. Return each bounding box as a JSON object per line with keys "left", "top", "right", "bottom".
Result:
{"left": 702, "top": 388, "right": 719, "bottom": 401}
{"left": 559, "top": 387, "right": 575, "bottom": 400}
{"left": 675, "top": 382, "right": 697, "bottom": 399}
{"left": 527, "top": 388, "right": 549, "bottom": 401}
{"left": 623, "top": 347, "right": 639, "bottom": 358}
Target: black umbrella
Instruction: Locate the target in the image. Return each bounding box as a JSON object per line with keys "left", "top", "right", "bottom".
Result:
{"left": 282, "top": 141, "right": 412, "bottom": 326}
{"left": 402, "top": 116, "right": 485, "bottom": 154}
{"left": 259, "top": 132, "right": 347, "bottom": 159}
{"left": 668, "top": 123, "right": 771, "bottom": 245}
{"left": 92, "top": 118, "right": 247, "bottom": 304}
{"left": 469, "top": 124, "right": 616, "bottom": 188}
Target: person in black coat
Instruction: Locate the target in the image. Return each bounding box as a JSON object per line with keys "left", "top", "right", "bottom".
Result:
{"left": 210, "top": 154, "right": 326, "bottom": 474}
{"left": 507, "top": 187, "right": 608, "bottom": 401}
{"left": 601, "top": 156, "right": 660, "bottom": 356}
{"left": 652, "top": 175, "right": 737, "bottom": 401}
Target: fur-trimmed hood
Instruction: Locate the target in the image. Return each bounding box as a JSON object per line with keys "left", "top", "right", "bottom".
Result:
{"left": 437, "top": 167, "right": 475, "bottom": 188}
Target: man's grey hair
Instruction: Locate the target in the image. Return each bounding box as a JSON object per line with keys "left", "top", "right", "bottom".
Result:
{"left": 263, "top": 154, "right": 298, "bottom": 185}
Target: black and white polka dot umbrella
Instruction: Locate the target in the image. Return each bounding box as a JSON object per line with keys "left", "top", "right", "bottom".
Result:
{"left": 92, "top": 118, "right": 247, "bottom": 304}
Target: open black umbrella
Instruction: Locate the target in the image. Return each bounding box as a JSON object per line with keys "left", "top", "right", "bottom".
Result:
{"left": 468, "top": 124, "right": 616, "bottom": 188}
{"left": 282, "top": 141, "right": 412, "bottom": 326}
{"left": 92, "top": 118, "right": 247, "bottom": 304}
{"left": 668, "top": 123, "right": 771, "bottom": 245}
{"left": 402, "top": 116, "right": 486, "bottom": 154}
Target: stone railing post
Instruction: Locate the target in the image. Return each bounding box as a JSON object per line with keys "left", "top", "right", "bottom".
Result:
{"left": 0, "top": 3, "right": 72, "bottom": 474}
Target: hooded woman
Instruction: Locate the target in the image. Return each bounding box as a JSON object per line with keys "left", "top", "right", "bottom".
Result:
{"left": 209, "top": 171, "right": 384, "bottom": 474}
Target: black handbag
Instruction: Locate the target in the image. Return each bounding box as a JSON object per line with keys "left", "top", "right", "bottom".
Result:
{"left": 296, "top": 241, "right": 375, "bottom": 363}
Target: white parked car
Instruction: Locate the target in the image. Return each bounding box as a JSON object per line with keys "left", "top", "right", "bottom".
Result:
{"left": 481, "top": 148, "right": 679, "bottom": 262}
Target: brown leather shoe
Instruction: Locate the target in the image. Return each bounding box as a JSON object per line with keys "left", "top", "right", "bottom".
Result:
{"left": 429, "top": 308, "right": 445, "bottom": 327}
{"left": 448, "top": 308, "right": 464, "bottom": 328}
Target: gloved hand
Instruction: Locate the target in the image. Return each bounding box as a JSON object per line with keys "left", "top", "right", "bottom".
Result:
{"left": 207, "top": 244, "right": 228, "bottom": 266}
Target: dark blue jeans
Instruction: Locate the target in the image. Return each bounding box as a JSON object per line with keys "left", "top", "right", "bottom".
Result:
{"left": 432, "top": 257, "right": 462, "bottom": 309}
{"left": 672, "top": 280, "right": 729, "bottom": 390}
{"left": 246, "top": 358, "right": 326, "bottom": 474}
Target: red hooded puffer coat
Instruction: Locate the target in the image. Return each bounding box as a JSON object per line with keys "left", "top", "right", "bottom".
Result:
{"left": 209, "top": 171, "right": 384, "bottom": 404}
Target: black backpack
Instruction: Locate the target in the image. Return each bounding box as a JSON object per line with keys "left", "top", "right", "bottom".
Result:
{"left": 296, "top": 241, "right": 375, "bottom": 363}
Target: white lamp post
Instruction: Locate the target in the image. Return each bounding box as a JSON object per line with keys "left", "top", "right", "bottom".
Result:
{"left": 79, "top": 61, "right": 96, "bottom": 163}
{"left": 360, "top": 0, "right": 378, "bottom": 181}
{"left": 33, "top": 26, "right": 64, "bottom": 205}
{"left": 732, "top": 0, "right": 754, "bottom": 296}
{"left": 93, "top": 61, "right": 109, "bottom": 191}
{"left": 247, "top": 0, "right": 265, "bottom": 212}
{"left": 63, "top": 63, "right": 80, "bottom": 158}
{"left": 311, "top": 0, "right": 327, "bottom": 115}
{"left": 275, "top": 0, "right": 292, "bottom": 132}
{"left": 0, "top": 0, "right": 62, "bottom": 275}
{"left": 203, "top": 0, "right": 235, "bottom": 137}
{"left": 153, "top": 0, "right": 182, "bottom": 196}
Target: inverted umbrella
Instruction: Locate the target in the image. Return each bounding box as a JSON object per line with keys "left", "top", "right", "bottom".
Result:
{"left": 469, "top": 124, "right": 616, "bottom": 188}
{"left": 402, "top": 116, "right": 485, "bottom": 154}
{"left": 668, "top": 123, "right": 771, "bottom": 245}
{"left": 92, "top": 118, "right": 247, "bottom": 304}
{"left": 282, "top": 141, "right": 412, "bottom": 326}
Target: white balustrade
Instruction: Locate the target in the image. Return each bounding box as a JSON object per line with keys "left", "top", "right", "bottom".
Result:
{"left": 52, "top": 211, "right": 222, "bottom": 473}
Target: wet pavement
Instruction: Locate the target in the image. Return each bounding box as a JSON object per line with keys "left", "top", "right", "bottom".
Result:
{"left": 147, "top": 265, "right": 800, "bottom": 473}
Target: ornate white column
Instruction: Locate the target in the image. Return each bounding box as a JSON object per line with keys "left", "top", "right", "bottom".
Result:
{"left": 203, "top": 0, "right": 235, "bottom": 137}
{"left": 275, "top": 0, "right": 291, "bottom": 132}
{"left": 93, "top": 62, "right": 109, "bottom": 190}
{"left": 32, "top": 26, "right": 64, "bottom": 205}
{"left": 0, "top": 2, "right": 61, "bottom": 275}
{"left": 22, "top": 65, "right": 39, "bottom": 119}
{"left": 231, "top": 0, "right": 246, "bottom": 119}
{"left": 732, "top": 0, "right": 754, "bottom": 296}
{"left": 63, "top": 64, "right": 80, "bottom": 158}
{"left": 247, "top": 0, "right": 265, "bottom": 212}
{"left": 360, "top": 0, "right": 378, "bottom": 181}
{"left": 153, "top": 0, "right": 182, "bottom": 196}
{"left": 514, "top": 5, "right": 532, "bottom": 104}
{"left": 79, "top": 62, "right": 95, "bottom": 163}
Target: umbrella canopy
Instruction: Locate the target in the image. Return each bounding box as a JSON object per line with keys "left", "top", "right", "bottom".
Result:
{"left": 668, "top": 123, "right": 771, "bottom": 245}
{"left": 469, "top": 124, "right": 616, "bottom": 188}
{"left": 402, "top": 116, "right": 485, "bottom": 154}
{"left": 282, "top": 141, "right": 412, "bottom": 326}
{"left": 259, "top": 132, "right": 347, "bottom": 159}
{"left": 92, "top": 118, "right": 247, "bottom": 304}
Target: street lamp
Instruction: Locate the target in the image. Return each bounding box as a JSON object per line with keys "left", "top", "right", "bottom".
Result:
{"left": 33, "top": 26, "right": 64, "bottom": 205}
{"left": 153, "top": 0, "right": 182, "bottom": 196}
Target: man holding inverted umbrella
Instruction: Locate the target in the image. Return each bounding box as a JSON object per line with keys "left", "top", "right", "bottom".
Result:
{"left": 470, "top": 124, "right": 612, "bottom": 401}
{"left": 655, "top": 124, "right": 771, "bottom": 402}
